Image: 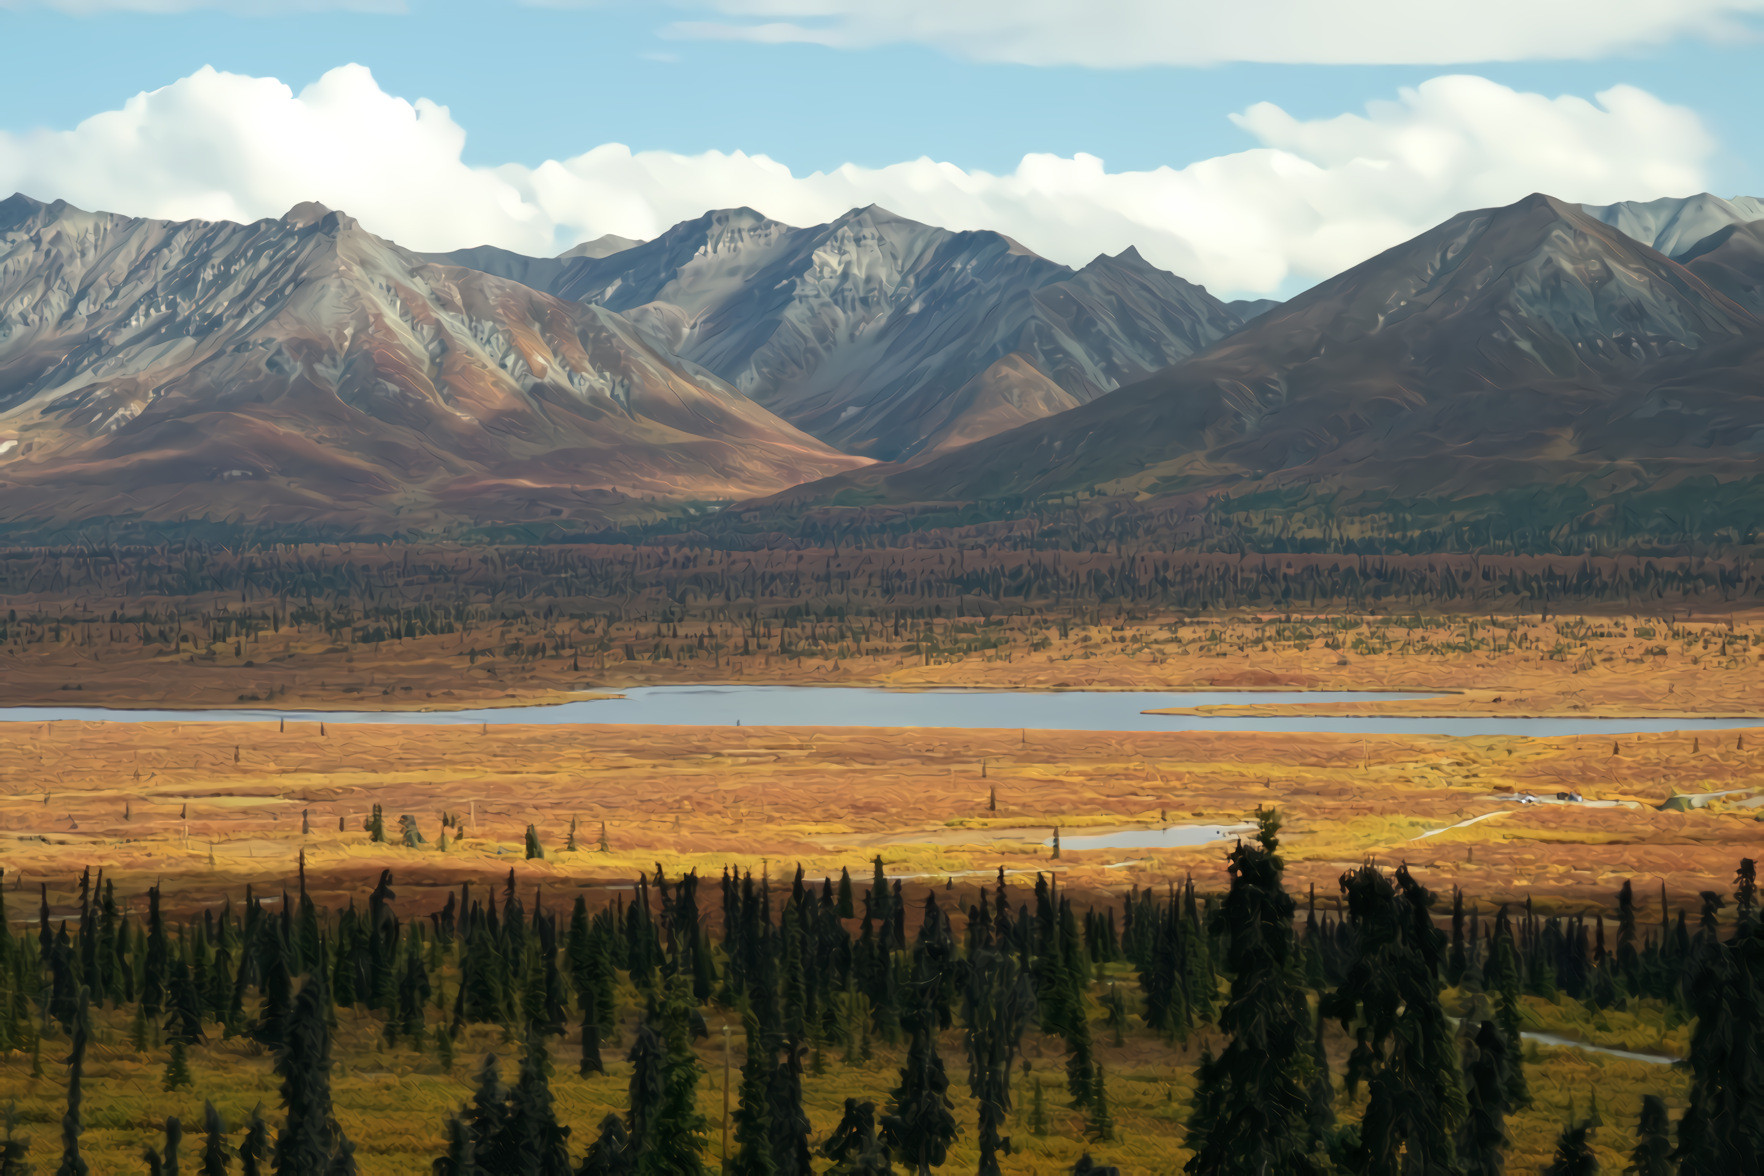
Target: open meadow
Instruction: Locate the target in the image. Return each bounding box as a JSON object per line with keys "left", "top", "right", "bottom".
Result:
{"left": 1, "top": 591, "right": 1759, "bottom": 1173}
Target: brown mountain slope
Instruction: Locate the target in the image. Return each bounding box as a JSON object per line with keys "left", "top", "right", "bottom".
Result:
{"left": 0, "top": 196, "right": 866, "bottom": 535}
{"left": 783, "top": 194, "right": 1764, "bottom": 542}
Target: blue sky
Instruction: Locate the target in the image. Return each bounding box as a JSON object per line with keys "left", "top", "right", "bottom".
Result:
{"left": 2, "top": 0, "right": 1760, "bottom": 296}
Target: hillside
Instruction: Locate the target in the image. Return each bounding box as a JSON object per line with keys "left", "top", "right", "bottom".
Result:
{"left": 0, "top": 196, "right": 865, "bottom": 536}
{"left": 437, "top": 206, "right": 1247, "bottom": 460}
{"left": 777, "top": 194, "right": 1764, "bottom": 550}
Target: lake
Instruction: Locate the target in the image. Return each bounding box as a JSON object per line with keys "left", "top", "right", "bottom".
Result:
{"left": 0, "top": 685, "right": 1757, "bottom": 736}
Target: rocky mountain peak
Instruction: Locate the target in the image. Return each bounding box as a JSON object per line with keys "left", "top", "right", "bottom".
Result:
{"left": 282, "top": 201, "right": 358, "bottom": 233}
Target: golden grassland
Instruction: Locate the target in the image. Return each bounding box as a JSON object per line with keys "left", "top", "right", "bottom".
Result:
{"left": 2, "top": 608, "right": 1762, "bottom": 717}
{"left": 1, "top": 701, "right": 1760, "bottom": 911}
{"left": 0, "top": 609, "right": 1755, "bottom": 1171}
{"left": 0, "top": 965, "right": 1687, "bottom": 1176}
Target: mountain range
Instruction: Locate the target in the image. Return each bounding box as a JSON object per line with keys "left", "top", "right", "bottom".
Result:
{"left": 2, "top": 188, "right": 1762, "bottom": 547}
{"left": 783, "top": 193, "right": 1764, "bottom": 548}
{"left": 0, "top": 195, "right": 865, "bottom": 534}
{"left": 431, "top": 206, "right": 1247, "bottom": 461}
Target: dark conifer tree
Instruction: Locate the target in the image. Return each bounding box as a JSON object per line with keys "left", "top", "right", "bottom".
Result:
{"left": 56, "top": 989, "right": 89, "bottom": 1176}
{"left": 1306, "top": 1005, "right": 1334, "bottom": 1149}
{"left": 1544, "top": 1121, "right": 1599, "bottom": 1176}
{"left": 164, "top": 1040, "right": 193, "bottom": 1092}
{"left": 1673, "top": 913, "right": 1764, "bottom": 1173}
{"left": 578, "top": 982, "right": 603, "bottom": 1076}
{"left": 1325, "top": 863, "right": 1465, "bottom": 1176}
{"left": 821, "top": 1100, "right": 891, "bottom": 1176}
{"left": 431, "top": 1113, "right": 477, "bottom": 1176}
{"left": 201, "top": 1104, "right": 231, "bottom": 1176}
{"left": 837, "top": 870, "right": 856, "bottom": 920}
{"left": 252, "top": 950, "right": 293, "bottom": 1052}
{"left": 626, "top": 977, "right": 706, "bottom": 1176}
{"left": 161, "top": 1117, "right": 183, "bottom": 1176}
{"left": 1488, "top": 907, "right": 1529, "bottom": 1108}
{"left": 271, "top": 978, "right": 356, "bottom": 1176}
{"left": 466, "top": 1056, "right": 511, "bottom": 1165}
{"left": 880, "top": 991, "right": 957, "bottom": 1176}
{"left": 1085, "top": 1065, "right": 1115, "bottom": 1143}
{"left": 166, "top": 960, "right": 206, "bottom": 1047}
{"left": 1458, "top": 1021, "right": 1509, "bottom": 1176}
{"left": 239, "top": 1109, "right": 269, "bottom": 1176}
{"left": 576, "top": 1116, "right": 634, "bottom": 1176}
{"left": 498, "top": 1032, "right": 572, "bottom": 1176}
{"left": 766, "top": 1038, "right": 813, "bottom": 1176}
{"left": 1625, "top": 1096, "right": 1672, "bottom": 1176}
{"left": 1182, "top": 811, "right": 1323, "bottom": 1176}
{"left": 728, "top": 1013, "right": 777, "bottom": 1176}
{"left": 143, "top": 885, "right": 168, "bottom": 1019}
{"left": 964, "top": 942, "right": 1032, "bottom": 1176}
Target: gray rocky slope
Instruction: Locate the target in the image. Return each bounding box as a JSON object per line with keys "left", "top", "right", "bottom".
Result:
{"left": 435, "top": 206, "right": 1249, "bottom": 461}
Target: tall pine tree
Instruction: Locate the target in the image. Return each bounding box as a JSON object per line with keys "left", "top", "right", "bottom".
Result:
{"left": 1182, "top": 811, "right": 1324, "bottom": 1176}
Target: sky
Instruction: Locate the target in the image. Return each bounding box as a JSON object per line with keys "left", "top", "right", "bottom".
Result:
{"left": 0, "top": 0, "right": 1761, "bottom": 298}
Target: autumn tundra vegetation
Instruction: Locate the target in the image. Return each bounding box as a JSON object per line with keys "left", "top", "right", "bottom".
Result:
{"left": 0, "top": 818, "right": 1757, "bottom": 1174}
{"left": 0, "top": 538, "right": 1761, "bottom": 1173}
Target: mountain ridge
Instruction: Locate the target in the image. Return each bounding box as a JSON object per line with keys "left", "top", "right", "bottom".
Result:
{"left": 767, "top": 192, "right": 1764, "bottom": 548}
{"left": 0, "top": 194, "right": 865, "bottom": 535}
{"left": 432, "top": 204, "right": 1249, "bottom": 461}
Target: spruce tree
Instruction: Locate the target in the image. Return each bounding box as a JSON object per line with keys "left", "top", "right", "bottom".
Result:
{"left": 164, "top": 1039, "right": 193, "bottom": 1092}
{"left": 430, "top": 1113, "right": 477, "bottom": 1176}
{"left": 821, "top": 1100, "right": 891, "bottom": 1176}
{"left": 201, "top": 1104, "right": 231, "bottom": 1176}
{"left": 1624, "top": 1096, "right": 1672, "bottom": 1176}
{"left": 1325, "top": 862, "right": 1467, "bottom": 1176}
{"left": 880, "top": 991, "right": 957, "bottom": 1176}
{"left": 766, "top": 1037, "right": 813, "bottom": 1176}
{"left": 1182, "top": 811, "right": 1323, "bottom": 1176}
{"left": 837, "top": 870, "right": 855, "bottom": 919}
{"left": 1674, "top": 915, "right": 1764, "bottom": 1171}
{"left": 498, "top": 1032, "right": 572, "bottom": 1176}
{"left": 240, "top": 1108, "right": 269, "bottom": 1176}
{"left": 728, "top": 1013, "right": 777, "bottom": 1176}
{"left": 1544, "top": 1121, "right": 1599, "bottom": 1176}
{"left": 1085, "top": 1065, "right": 1115, "bottom": 1143}
{"left": 271, "top": 977, "right": 356, "bottom": 1176}
{"left": 525, "top": 827, "right": 545, "bottom": 861}
{"left": 466, "top": 1055, "right": 510, "bottom": 1164}
{"left": 627, "top": 977, "right": 706, "bottom": 1176}
{"left": 161, "top": 1117, "right": 183, "bottom": 1176}
{"left": 577, "top": 1115, "right": 635, "bottom": 1176}
{"left": 1458, "top": 1021, "right": 1509, "bottom": 1176}
{"left": 1029, "top": 1077, "right": 1048, "bottom": 1137}
{"left": 1488, "top": 906, "right": 1530, "bottom": 1108}
{"left": 56, "top": 989, "right": 89, "bottom": 1176}
{"left": 579, "top": 982, "right": 603, "bottom": 1076}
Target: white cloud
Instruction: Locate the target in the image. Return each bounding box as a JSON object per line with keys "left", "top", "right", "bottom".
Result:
{"left": 658, "top": 0, "right": 1764, "bottom": 66}
{"left": 0, "top": 66, "right": 1715, "bottom": 297}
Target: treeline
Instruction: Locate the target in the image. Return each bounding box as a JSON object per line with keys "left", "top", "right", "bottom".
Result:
{"left": 704, "top": 474, "right": 1764, "bottom": 558}
{"left": 2, "top": 541, "right": 1759, "bottom": 620}
{"left": 2, "top": 830, "right": 1760, "bottom": 1173}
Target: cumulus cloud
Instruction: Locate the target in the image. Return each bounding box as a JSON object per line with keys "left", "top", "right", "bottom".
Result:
{"left": 658, "top": 0, "right": 1764, "bottom": 66}
{"left": 0, "top": 66, "right": 1715, "bottom": 296}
